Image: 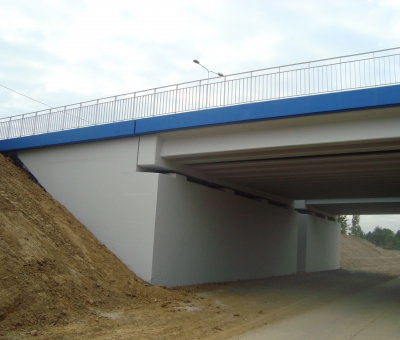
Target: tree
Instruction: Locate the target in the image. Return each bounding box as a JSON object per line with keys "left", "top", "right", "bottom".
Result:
{"left": 367, "top": 226, "right": 387, "bottom": 246}
{"left": 349, "top": 215, "right": 364, "bottom": 238}
{"left": 384, "top": 234, "right": 400, "bottom": 250}
{"left": 366, "top": 227, "right": 400, "bottom": 249}
{"left": 337, "top": 215, "right": 349, "bottom": 235}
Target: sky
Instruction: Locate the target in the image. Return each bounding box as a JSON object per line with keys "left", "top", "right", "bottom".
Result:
{"left": 349, "top": 215, "right": 400, "bottom": 234}
{"left": 0, "top": 0, "right": 399, "bottom": 233}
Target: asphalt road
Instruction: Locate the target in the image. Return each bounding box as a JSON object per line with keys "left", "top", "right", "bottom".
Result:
{"left": 228, "top": 276, "right": 400, "bottom": 340}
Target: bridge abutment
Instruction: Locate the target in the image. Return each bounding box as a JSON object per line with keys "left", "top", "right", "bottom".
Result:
{"left": 17, "top": 137, "right": 340, "bottom": 286}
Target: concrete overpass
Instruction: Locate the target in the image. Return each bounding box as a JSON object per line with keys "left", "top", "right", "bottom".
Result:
{"left": 1, "top": 48, "right": 400, "bottom": 286}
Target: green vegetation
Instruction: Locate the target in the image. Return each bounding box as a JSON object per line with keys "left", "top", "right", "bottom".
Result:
{"left": 365, "top": 227, "right": 400, "bottom": 250}
{"left": 338, "top": 215, "right": 349, "bottom": 235}
{"left": 338, "top": 215, "right": 364, "bottom": 237}
{"left": 349, "top": 215, "right": 364, "bottom": 238}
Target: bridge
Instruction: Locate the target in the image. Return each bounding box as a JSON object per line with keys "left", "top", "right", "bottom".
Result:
{"left": 1, "top": 48, "right": 400, "bottom": 286}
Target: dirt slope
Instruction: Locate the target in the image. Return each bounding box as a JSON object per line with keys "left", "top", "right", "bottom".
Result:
{"left": 0, "top": 153, "right": 183, "bottom": 333}
{"left": 341, "top": 234, "right": 400, "bottom": 275}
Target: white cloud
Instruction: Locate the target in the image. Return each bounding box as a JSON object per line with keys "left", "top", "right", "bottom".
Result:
{"left": 0, "top": 0, "right": 399, "bottom": 113}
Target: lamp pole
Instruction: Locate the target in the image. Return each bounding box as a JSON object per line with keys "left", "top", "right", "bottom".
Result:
{"left": 193, "top": 60, "right": 224, "bottom": 108}
{"left": 193, "top": 60, "right": 224, "bottom": 82}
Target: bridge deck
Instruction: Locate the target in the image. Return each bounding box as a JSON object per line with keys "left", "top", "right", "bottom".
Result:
{"left": 1, "top": 84, "right": 399, "bottom": 152}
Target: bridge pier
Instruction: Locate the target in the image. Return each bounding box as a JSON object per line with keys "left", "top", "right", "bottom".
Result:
{"left": 17, "top": 137, "right": 339, "bottom": 286}
{"left": 297, "top": 214, "right": 340, "bottom": 273}
{"left": 150, "top": 172, "right": 299, "bottom": 286}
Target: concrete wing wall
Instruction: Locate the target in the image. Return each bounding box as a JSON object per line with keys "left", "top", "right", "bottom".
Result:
{"left": 18, "top": 138, "right": 159, "bottom": 281}
{"left": 151, "top": 174, "right": 299, "bottom": 287}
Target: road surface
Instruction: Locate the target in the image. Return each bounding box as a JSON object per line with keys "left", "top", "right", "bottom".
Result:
{"left": 228, "top": 277, "right": 400, "bottom": 340}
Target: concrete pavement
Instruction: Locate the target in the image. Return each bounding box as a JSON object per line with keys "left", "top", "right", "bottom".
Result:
{"left": 229, "top": 277, "right": 400, "bottom": 340}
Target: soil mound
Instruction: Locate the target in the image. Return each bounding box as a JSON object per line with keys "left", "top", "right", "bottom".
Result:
{"left": 0, "top": 153, "right": 182, "bottom": 333}
{"left": 341, "top": 234, "right": 400, "bottom": 275}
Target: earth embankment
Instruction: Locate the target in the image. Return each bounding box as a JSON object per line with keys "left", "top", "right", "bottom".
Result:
{"left": 341, "top": 234, "right": 400, "bottom": 275}
{"left": 0, "top": 153, "right": 183, "bottom": 335}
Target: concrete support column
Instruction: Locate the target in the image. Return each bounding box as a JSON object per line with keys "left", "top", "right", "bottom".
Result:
{"left": 297, "top": 214, "right": 340, "bottom": 273}
{"left": 151, "top": 173, "right": 299, "bottom": 286}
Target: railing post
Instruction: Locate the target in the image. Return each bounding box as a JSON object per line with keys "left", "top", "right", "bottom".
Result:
{"left": 61, "top": 106, "right": 66, "bottom": 130}
{"left": 33, "top": 112, "right": 38, "bottom": 135}
{"left": 78, "top": 103, "right": 82, "bottom": 128}
{"left": 113, "top": 96, "right": 117, "bottom": 122}
{"left": 95, "top": 100, "right": 99, "bottom": 124}
{"left": 19, "top": 114, "right": 24, "bottom": 137}
{"left": 46, "top": 109, "right": 51, "bottom": 133}
{"left": 278, "top": 67, "right": 281, "bottom": 99}
{"left": 132, "top": 94, "right": 136, "bottom": 119}
{"left": 7, "top": 117, "right": 11, "bottom": 139}
{"left": 373, "top": 52, "right": 377, "bottom": 87}
{"left": 197, "top": 81, "right": 201, "bottom": 110}
{"left": 175, "top": 85, "right": 178, "bottom": 113}
{"left": 152, "top": 89, "right": 156, "bottom": 116}
{"left": 206, "top": 81, "right": 209, "bottom": 108}
{"left": 250, "top": 71, "right": 253, "bottom": 102}
{"left": 223, "top": 76, "right": 226, "bottom": 107}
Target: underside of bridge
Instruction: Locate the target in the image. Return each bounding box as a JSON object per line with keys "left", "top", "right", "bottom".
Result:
{"left": 138, "top": 104, "right": 400, "bottom": 216}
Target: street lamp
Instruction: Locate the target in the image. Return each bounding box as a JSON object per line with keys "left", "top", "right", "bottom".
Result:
{"left": 193, "top": 60, "right": 224, "bottom": 79}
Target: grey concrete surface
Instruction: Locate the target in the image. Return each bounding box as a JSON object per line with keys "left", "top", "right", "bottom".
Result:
{"left": 151, "top": 173, "right": 299, "bottom": 286}
{"left": 229, "top": 277, "right": 400, "bottom": 340}
{"left": 297, "top": 214, "right": 340, "bottom": 273}
{"left": 18, "top": 138, "right": 160, "bottom": 282}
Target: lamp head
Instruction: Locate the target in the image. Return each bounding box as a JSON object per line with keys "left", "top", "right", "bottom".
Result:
{"left": 193, "top": 59, "right": 200, "bottom": 64}
{"left": 217, "top": 73, "right": 224, "bottom": 77}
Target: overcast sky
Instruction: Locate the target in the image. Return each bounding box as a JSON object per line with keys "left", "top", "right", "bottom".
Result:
{"left": 0, "top": 0, "right": 399, "bottom": 233}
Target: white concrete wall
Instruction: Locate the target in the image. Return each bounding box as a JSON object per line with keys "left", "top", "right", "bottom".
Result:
{"left": 18, "top": 138, "right": 159, "bottom": 281}
{"left": 297, "top": 214, "right": 340, "bottom": 273}
{"left": 151, "top": 174, "right": 299, "bottom": 287}
{"left": 17, "top": 137, "right": 340, "bottom": 287}
{"left": 297, "top": 217, "right": 307, "bottom": 273}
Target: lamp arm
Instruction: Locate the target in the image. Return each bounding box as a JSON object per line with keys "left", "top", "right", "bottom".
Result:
{"left": 210, "top": 70, "right": 222, "bottom": 77}
{"left": 198, "top": 63, "right": 209, "bottom": 73}
{"left": 193, "top": 60, "right": 223, "bottom": 78}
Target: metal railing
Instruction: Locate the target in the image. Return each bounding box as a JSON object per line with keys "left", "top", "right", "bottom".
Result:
{"left": 1, "top": 47, "right": 400, "bottom": 140}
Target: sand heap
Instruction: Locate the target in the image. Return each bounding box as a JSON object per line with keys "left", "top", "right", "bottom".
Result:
{"left": 341, "top": 234, "right": 400, "bottom": 275}
{"left": 0, "top": 153, "right": 182, "bottom": 332}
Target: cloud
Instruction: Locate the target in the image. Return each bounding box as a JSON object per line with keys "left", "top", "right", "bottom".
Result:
{"left": 1, "top": 0, "right": 399, "bottom": 117}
